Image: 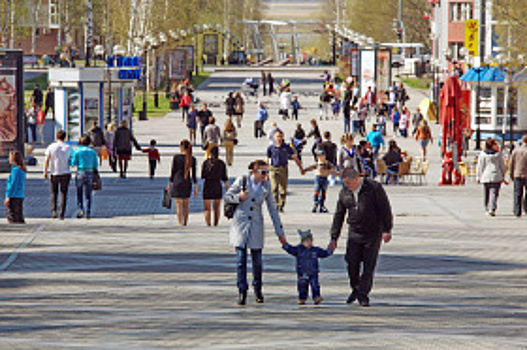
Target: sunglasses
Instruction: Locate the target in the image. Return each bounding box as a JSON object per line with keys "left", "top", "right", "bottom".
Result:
{"left": 259, "top": 170, "right": 269, "bottom": 175}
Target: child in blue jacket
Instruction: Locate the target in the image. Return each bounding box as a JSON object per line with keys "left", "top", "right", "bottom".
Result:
{"left": 5, "top": 151, "right": 27, "bottom": 224}
{"left": 282, "top": 229, "right": 333, "bottom": 304}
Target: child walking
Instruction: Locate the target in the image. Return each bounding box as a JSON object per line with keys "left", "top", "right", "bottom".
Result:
{"left": 305, "top": 149, "right": 338, "bottom": 213}
{"left": 282, "top": 229, "right": 333, "bottom": 305}
{"left": 331, "top": 98, "right": 341, "bottom": 119}
{"left": 187, "top": 105, "right": 198, "bottom": 145}
{"left": 143, "top": 139, "right": 161, "bottom": 179}
{"left": 292, "top": 96, "right": 301, "bottom": 121}
{"left": 5, "top": 151, "right": 27, "bottom": 224}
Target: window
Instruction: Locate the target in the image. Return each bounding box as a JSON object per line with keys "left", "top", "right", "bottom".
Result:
{"left": 49, "top": 0, "right": 59, "bottom": 29}
{"left": 450, "top": 2, "right": 473, "bottom": 22}
{"left": 476, "top": 87, "right": 492, "bottom": 125}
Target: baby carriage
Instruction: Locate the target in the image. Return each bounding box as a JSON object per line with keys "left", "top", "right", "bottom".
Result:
{"left": 242, "top": 78, "right": 259, "bottom": 99}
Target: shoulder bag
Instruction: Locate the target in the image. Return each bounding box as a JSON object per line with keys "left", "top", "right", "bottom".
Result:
{"left": 224, "top": 176, "right": 247, "bottom": 219}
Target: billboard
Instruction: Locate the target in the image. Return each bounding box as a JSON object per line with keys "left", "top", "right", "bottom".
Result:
{"left": 203, "top": 34, "right": 218, "bottom": 56}
{"left": 179, "top": 45, "right": 195, "bottom": 72}
{"left": 376, "top": 49, "right": 391, "bottom": 93}
{"left": 0, "top": 50, "right": 24, "bottom": 172}
{"left": 360, "top": 50, "right": 376, "bottom": 97}
{"left": 167, "top": 49, "right": 187, "bottom": 80}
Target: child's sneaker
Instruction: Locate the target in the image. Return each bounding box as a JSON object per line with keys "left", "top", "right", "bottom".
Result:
{"left": 312, "top": 205, "right": 318, "bottom": 213}
{"left": 298, "top": 299, "right": 306, "bottom": 305}
{"left": 319, "top": 206, "right": 329, "bottom": 213}
{"left": 314, "top": 297, "right": 324, "bottom": 305}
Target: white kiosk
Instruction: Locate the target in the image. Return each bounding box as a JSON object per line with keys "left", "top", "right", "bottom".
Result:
{"left": 48, "top": 64, "right": 141, "bottom": 143}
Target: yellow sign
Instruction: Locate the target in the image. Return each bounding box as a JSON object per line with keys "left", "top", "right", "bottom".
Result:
{"left": 465, "top": 19, "right": 479, "bottom": 57}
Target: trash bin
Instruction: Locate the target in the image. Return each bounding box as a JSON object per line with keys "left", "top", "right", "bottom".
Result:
{"left": 139, "top": 111, "right": 147, "bottom": 120}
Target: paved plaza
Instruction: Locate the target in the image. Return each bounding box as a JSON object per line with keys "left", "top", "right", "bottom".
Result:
{"left": 1, "top": 68, "right": 527, "bottom": 348}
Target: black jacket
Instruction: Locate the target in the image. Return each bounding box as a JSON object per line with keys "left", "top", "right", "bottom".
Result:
{"left": 319, "top": 140, "right": 337, "bottom": 165}
{"left": 330, "top": 179, "right": 393, "bottom": 241}
{"left": 89, "top": 126, "right": 106, "bottom": 147}
{"left": 113, "top": 127, "right": 141, "bottom": 154}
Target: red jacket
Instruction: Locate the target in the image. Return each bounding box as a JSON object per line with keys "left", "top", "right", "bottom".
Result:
{"left": 142, "top": 147, "right": 160, "bottom": 161}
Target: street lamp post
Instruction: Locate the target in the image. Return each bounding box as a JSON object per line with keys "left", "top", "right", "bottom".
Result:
{"left": 474, "top": 66, "right": 483, "bottom": 150}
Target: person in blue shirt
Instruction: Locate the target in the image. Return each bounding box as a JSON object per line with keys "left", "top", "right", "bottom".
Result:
{"left": 70, "top": 134, "right": 99, "bottom": 219}
{"left": 331, "top": 98, "right": 341, "bottom": 119}
{"left": 254, "top": 103, "right": 268, "bottom": 138}
{"left": 292, "top": 96, "right": 301, "bottom": 121}
{"left": 391, "top": 106, "right": 401, "bottom": 136}
{"left": 5, "top": 151, "right": 26, "bottom": 224}
{"left": 282, "top": 229, "right": 334, "bottom": 305}
{"left": 366, "top": 124, "right": 385, "bottom": 159}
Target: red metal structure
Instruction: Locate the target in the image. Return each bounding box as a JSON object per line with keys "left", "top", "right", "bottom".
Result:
{"left": 439, "top": 75, "right": 464, "bottom": 185}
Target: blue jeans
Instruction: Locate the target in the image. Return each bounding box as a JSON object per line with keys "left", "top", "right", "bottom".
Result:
{"left": 343, "top": 117, "right": 350, "bottom": 133}
{"left": 298, "top": 275, "right": 320, "bottom": 300}
{"left": 236, "top": 247, "right": 262, "bottom": 293}
{"left": 314, "top": 176, "right": 329, "bottom": 206}
{"left": 76, "top": 171, "right": 93, "bottom": 215}
{"left": 352, "top": 120, "right": 360, "bottom": 134}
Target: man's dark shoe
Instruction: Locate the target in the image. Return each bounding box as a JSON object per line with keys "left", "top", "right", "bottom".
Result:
{"left": 359, "top": 298, "right": 370, "bottom": 307}
{"left": 237, "top": 292, "right": 247, "bottom": 306}
{"left": 346, "top": 293, "right": 356, "bottom": 304}
{"left": 255, "top": 290, "right": 264, "bottom": 303}
{"left": 51, "top": 210, "right": 57, "bottom": 219}
{"left": 77, "top": 210, "right": 84, "bottom": 219}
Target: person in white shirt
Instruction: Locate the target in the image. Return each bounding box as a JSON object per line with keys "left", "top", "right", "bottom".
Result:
{"left": 44, "top": 130, "right": 73, "bottom": 219}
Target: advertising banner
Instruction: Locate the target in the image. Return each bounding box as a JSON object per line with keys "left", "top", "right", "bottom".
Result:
{"left": 376, "top": 49, "right": 391, "bottom": 94}
{"left": 179, "top": 45, "right": 195, "bottom": 72}
{"left": 360, "top": 50, "right": 376, "bottom": 97}
{"left": 167, "top": 49, "right": 187, "bottom": 80}
{"left": 465, "top": 19, "right": 479, "bottom": 57}
{"left": 0, "top": 50, "right": 24, "bottom": 172}
{"left": 203, "top": 34, "right": 218, "bottom": 56}
{"left": 351, "top": 46, "right": 360, "bottom": 77}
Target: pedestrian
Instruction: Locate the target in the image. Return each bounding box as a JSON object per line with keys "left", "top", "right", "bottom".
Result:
{"left": 509, "top": 134, "right": 527, "bottom": 217}
{"left": 179, "top": 91, "right": 192, "bottom": 122}
{"left": 142, "top": 139, "right": 161, "bottom": 179}
{"left": 331, "top": 97, "right": 341, "bottom": 119}
{"left": 304, "top": 149, "right": 338, "bottom": 213}
{"left": 26, "top": 103, "right": 38, "bottom": 143}
{"left": 415, "top": 120, "right": 433, "bottom": 159}
{"left": 223, "top": 159, "right": 287, "bottom": 305}
{"left": 70, "top": 135, "right": 98, "bottom": 219}
{"left": 342, "top": 87, "right": 352, "bottom": 134}
{"left": 292, "top": 96, "right": 301, "bottom": 121}
{"left": 282, "top": 229, "right": 334, "bottom": 304}
{"left": 388, "top": 84, "right": 397, "bottom": 116}
{"left": 187, "top": 105, "right": 198, "bottom": 145}
{"left": 329, "top": 168, "right": 393, "bottom": 307}
{"left": 201, "top": 146, "right": 229, "bottom": 226}
{"left": 279, "top": 87, "right": 293, "bottom": 120}
{"left": 113, "top": 120, "right": 142, "bottom": 178}
{"left": 319, "top": 131, "right": 337, "bottom": 167}
{"left": 358, "top": 140, "right": 376, "bottom": 178}
{"left": 44, "top": 87, "right": 54, "bottom": 119}
{"left": 358, "top": 98, "right": 368, "bottom": 136}
{"left": 319, "top": 88, "right": 332, "bottom": 120}
{"left": 366, "top": 124, "right": 385, "bottom": 159}
{"left": 4, "top": 150, "right": 26, "bottom": 224}
{"left": 411, "top": 107, "right": 424, "bottom": 136}
{"left": 254, "top": 103, "right": 268, "bottom": 138}
{"left": 267, "top": 72, "right": 275, "bottom": 96}
{"left": 203, "top": 116, "right": 222, "bottom": 159}
{"left": 267, "top": 129, "right": 305, "bottom": 212}
{"left": 44, "top": 130, "right": 73, "bottom": 220}
{"left": 307, "top": 119, "right": 322, "bottom": 161}
{"left": 391, "top": 106, "right": 401, "bottom": 136}
{"left": 223, "top": 117, "right": 237, "bottom": 166}
{"left": 167, "top": 139, "right": 198, "bottom": 226}
{"left": 105, "top": 123, "right": 117, "bottom": 172}
{"left": 266, "top": 122, "right": 279, "bottom": 145}
{"left": 32, "top": 84, "right": 43, "bottom": 107}
{"left": 351, "top": 106, "right": 360, "bottom": 135}
{"left": 399, "top": 107, "right": 410, "bottom": 138}
{"left": 397, "top": 82, "right": 408, "bottom": 108}
{"left": 197, "top": 103, "right": 212, "bottom": 144}
{"left": 234, "top": 92, "right": 245, "bottom": 128}
{"left": 36, "top": 106, "right": 46, "bottom": 144}
{"left": 225, "top": 92, "right": 236, "bottom": 119}
{"left": 364, "top": 86, "right": 376, "bottom": 113}
{"left": 338, "top": 133, "right": 364, "bottom": 173}
{"left": 476, "top": 138, "right": 506, "bottom": 216}
{"left": 89, "top": 121, "right": 106, "bottom": 164}
{"left": 261, "top": 70, "right": 267, "bottom": 96}
{"left": 293, "top": 122, "right": 306, "bottom": 141}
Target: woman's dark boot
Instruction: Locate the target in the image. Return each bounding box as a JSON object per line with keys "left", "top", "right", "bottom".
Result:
{"left": 237, "top": 292, "right": 247, "bottom": 306}
{"left": 255, "top": 290, "right": 264, "bottom": 303}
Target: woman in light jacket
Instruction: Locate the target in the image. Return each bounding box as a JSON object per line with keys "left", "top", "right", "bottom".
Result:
{"left": 476, "top": 138, "right": 506, "bottom": 216}
{"left": 224, "top": 159, "right": 286, "bottom": 306}
{"left": 279, "top": 87, "right": 293, "bottom": 120}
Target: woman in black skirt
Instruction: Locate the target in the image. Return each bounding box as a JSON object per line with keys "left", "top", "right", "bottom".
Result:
{"left": 167, "top": 139, "right": 197, "bottom": 226}
{"left": 201, "top": 146, "right": 229, "bottom": 226}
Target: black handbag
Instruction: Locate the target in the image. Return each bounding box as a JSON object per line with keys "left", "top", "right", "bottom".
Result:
{"left": 233, "top": 138, "right": 239, "bottom": 146}
{"left": 92, "top": 169, "right": 102, "bottom": 191}
{"left": 202, "top": 141, "right": 209, "bottom": 150}
{"left": 162, "top": 188, "right": 172, "bottom": 209}
{"left": 224, "top": 176, "right": 247, "bottom": 219}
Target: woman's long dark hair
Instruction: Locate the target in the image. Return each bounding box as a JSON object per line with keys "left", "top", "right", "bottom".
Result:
{"left": 181, "top": 139, "right": 192, "bottom": 179}
{"left": 10, "top": 150, "right": 26, "bottom": 172}
{"left": 204, "top": 146, "right": 220, "bottom": 174}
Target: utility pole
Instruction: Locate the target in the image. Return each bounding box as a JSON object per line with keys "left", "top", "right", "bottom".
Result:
{"left": 57, "top": 0, "right": 62, "bottom": 48}
{"left": 85, "top": 0, "right": 93, "bottom": 67}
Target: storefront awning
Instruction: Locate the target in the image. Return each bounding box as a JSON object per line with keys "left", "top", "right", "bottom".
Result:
{"left": 461, "top": 66, "right": 526, "bottom": 83}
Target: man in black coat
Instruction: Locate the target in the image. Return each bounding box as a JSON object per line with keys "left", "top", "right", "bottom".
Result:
{"left": 32, "top": 84, "right": 44, "bottom": 107}
{"left": 329, "top": 168, "right": 393, "bottom": 306}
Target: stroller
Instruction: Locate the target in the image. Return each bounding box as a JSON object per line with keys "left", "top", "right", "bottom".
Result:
{"left": 242, "top": 78, "right": 259, "bottom": 99}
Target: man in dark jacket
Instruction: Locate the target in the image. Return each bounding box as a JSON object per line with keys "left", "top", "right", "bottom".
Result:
{"left": 44, "top": 87, "right": 54, "bottom": 119}
{"left": 329, "top": 168, "right": 393, "bottom": 306}
{"left": 113, "top": 120, "right": 142, "bottom": 178}
{"left": 318, "top": 131, "right": 337, "bottom": 166}
{"left": 89, "top": 121, "right": 106, "bottom": 165}
{"left": 32, "top": 84, "right": 44, "bottom": 107}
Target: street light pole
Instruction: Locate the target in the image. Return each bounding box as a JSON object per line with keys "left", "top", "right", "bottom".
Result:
{"left": 85, "top": 0, "right": 93, "bottom": 67}
{"left": 475, "top": 67, "right": 482, "bottom": 150}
